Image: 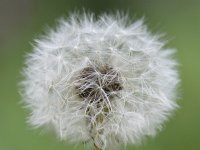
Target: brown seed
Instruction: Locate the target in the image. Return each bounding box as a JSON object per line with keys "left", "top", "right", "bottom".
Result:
{"left": 75, "top": 64, "right": 123, "bottom": 103}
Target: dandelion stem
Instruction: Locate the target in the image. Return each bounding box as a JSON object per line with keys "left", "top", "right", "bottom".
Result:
{"left": 94, "top": 144, "right": 102, "bottom": 150}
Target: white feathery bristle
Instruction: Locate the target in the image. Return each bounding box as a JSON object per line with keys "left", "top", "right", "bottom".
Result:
{"left": 20, "top": 13, "right": 179, "bottom": 150}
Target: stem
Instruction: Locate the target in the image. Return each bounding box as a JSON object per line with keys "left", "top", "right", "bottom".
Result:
{"left": 94, "top": 144, "right": 102, "bottom": 150}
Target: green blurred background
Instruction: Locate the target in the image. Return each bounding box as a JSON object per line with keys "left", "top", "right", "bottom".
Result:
{"left": 0, "top": 0, "right": 200, "bottom": 150}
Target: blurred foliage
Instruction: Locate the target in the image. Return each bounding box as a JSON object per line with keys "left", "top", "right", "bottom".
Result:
{"left": 0, "top": 0, "right": 200, "bottom": 150}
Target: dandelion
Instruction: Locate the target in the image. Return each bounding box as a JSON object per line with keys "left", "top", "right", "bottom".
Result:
{"left": 20, "top": 13, "right": 179, "bottom": 150}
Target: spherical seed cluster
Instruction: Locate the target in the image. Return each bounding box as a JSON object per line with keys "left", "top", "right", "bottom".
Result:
{"left": 20, "top": 13, "right": 179, "bottom": 149}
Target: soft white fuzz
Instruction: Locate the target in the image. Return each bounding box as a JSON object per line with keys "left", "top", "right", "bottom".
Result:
{"left": 21, "top": 13, "right": 179, "bottom": 149}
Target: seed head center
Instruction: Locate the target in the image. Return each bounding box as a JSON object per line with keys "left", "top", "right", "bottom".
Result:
{"left": 75, "top": 64, "right": 123, "bottom": 103}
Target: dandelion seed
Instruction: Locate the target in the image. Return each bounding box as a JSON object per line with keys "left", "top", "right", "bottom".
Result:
{"left": 20, "top": 13, "right": 179, "bottom": 150}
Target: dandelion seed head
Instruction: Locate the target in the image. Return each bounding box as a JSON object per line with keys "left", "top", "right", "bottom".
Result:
{"left": 20, "top": 13, "right": 179, "bottom": 149}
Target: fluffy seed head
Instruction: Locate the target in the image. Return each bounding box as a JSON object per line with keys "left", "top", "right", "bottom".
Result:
{"left": 20, "top": 13, "right": 179, "bottom": 149}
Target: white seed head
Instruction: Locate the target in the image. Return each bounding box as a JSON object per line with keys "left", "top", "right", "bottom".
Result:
{"left": 20, "top": 13, "right": 179, "bottom": 149}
